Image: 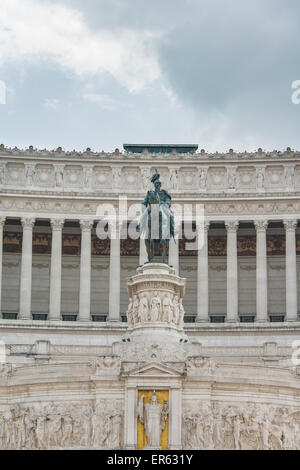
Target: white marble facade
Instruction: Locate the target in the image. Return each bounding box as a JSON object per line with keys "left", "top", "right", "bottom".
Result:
{"left": 0, "top": 145, "right": 300, "bottom": 449}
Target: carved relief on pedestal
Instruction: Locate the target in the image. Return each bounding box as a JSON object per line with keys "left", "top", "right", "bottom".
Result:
{"left": 0, "top": 401, "right": 124, "bottom": 450}
{"left": 126, "top": 264, "right": 186, "bottom": 330}
{"left": 182, "top": 402, "right": 300, "bottom": 450}
{"left": 126, "top": 291, "right": 185, "bottom": 328}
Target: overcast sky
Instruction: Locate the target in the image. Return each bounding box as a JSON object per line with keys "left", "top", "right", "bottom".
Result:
{"left": 0, "top": 0, "right": 300, "bottom": 152}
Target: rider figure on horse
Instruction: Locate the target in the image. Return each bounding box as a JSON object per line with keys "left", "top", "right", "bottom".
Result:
{"left": 137, "top": 169, "right": 175, "bottom": 264}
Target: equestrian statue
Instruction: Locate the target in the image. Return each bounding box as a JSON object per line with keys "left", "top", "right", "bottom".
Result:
{"left": 137, "top": 169, "right": 175, "bottom": 264}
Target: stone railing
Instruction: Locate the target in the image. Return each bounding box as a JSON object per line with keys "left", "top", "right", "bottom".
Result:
{"left": 1, "top": 150, "right": 300, "bottom": 195}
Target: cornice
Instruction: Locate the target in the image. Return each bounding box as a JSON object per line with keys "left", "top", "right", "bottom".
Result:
{"left": 1, "top": 148, "right": 300, "bottom": 164}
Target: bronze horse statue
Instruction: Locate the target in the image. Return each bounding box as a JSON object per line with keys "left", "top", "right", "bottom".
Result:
{"left": 137, "top": 170, "right": 175, "bottom": 265}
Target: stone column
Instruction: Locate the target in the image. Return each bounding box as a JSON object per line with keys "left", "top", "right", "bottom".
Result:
{"left": 20, "top": 218, "right": 35, "bottom": 319}
{"left": 255, "top": 220, "right": 268, "bottom": 322}
{"left": 225, "top": 220, "right": 239, "bottom": 322}
{"left": 169, "top": 387, "right": 182, "bottom": 450}
{"left": 169, "top": 237, "right": 179, "bottom": 275}
{"left": 79, "top": 220, "right": 93, "bottom": 321}
{"left": 49, "top": 219, "right": 64, "bottom": 320}
{"left": 108, "top": 224, "right": 120, "bottom": 321}
{"left": 284, "top": 219, "right": 298, "bottom": 321}
{"left": 139, "top": 236, "right": 148, "bottom": 266}
{"left": 196, "top": 222, "right": 210, "bottom": 323}
{"left": 0, "top": 217, "right": 5, "bottom": 315}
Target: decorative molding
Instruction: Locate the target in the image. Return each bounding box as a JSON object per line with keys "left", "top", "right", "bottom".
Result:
{"left": 284, "top": 219, "right": 298, "bottom": 232}
{"left": 254, "top": 220, "right": 268, "bottom": 232}
{"left": 225, "top": 221, "right": 239, "bottom": 232}
{"left": 21, "top": 217, "right": 35, "bottom": 229}
{"left": 80, "top": 220, "right": 94, "bottom": 232}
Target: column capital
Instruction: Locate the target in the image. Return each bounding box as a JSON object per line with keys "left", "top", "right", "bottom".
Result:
{"left": 50, "top": 219, "right": 64, "bottom": 231}
{"left": 284, "top": 219, "right": 298, "bottom": 232}
{"left": 0, "top": 217, "right": 6, "bottom": 228}
{"left": 80, "top": 220, "right": 94, "bottom": 232}
{"left": 21, "top": 217, "right": 35, "bottom": 229}
{"left": 197, "top": 221, "right": 210, "bottom": 233}
{"left": 254, "top": 220, "right": 268, "bottom": 232}
{"left": 225, "top": 220, "right": 239, "bottom": 232}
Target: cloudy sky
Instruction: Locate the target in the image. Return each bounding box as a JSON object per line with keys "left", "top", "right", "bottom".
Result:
{"left": 0, "top": 0, "right": 300, "bottom": 152}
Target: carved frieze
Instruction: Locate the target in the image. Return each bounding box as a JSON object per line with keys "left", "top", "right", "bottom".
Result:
{"left": 3, "top": 232, "right": 300, "bottom": 256}
{"left": 182, "top": 401, "right": 300, "bottom": 450}
{"left": 0, "top": 401, "right": 123, "bottom": 450}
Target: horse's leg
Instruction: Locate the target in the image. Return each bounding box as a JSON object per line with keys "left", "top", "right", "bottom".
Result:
{"left": 160, "top": 239, "right": 167, "bottom": 264}
{"left": 150, "top": 240, "right": 154, "bottom": 262}
{"left": 145, "top": 239, "right": 151, "bottom": 263}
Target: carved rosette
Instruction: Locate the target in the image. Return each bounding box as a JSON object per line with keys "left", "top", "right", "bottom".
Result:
{"left": 126, "top": 263, "right": 187, "bottom": 341}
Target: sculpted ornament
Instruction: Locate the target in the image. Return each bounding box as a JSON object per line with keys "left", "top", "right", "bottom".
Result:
{"left": 0, "top": 163, "right": 5, "bottom": 185}
{"left": 284, "top": 166, "right": 295, "bottom": 190}
{"left": 25, "top": 164, "right": 35, "bottom": 186}
{"left": 227, "top": 167, "right": 237, "bottom": 190}
{"left": 199, "top": 168, "right": 207, "bottom": 190}
{"left": 0, "top": 401, "right": 123, "bottom": 450}
{"left": 169, "top": 169, "right": 179, "bottom": 190}
{"left": 54, "top": 165, "right": 64, "bottom": 187}
{"left": 126, "top": 290, "right": 185, "bottom": 327}
{"left": 90, "top": 356, "right": 121, "bottom": 376}
{"left": 186, "top": 357, "right": 217, "bottom": 375}
{"left": 182, "top": 402, "right": 300, "bottom": 450}
{"left": 256, "top": 167, "right": 265, "bottom": 190}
